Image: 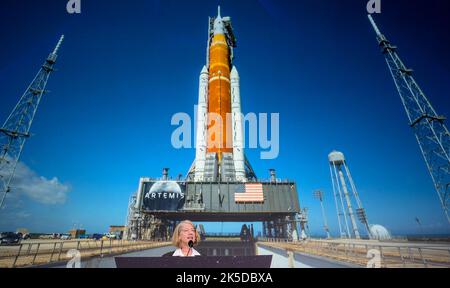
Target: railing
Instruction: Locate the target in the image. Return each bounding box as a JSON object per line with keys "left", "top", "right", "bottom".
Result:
{"left": 141, "top": 178, "right": 297, "bottom": 184}
{"left": 205, "top": 233, "right": 241, "bottom": 237}
{"left": 258, "top": 238, "right": 450, "bottom": 268}
{"left": 0, "top": 239, "right": 171, "bottom": 268}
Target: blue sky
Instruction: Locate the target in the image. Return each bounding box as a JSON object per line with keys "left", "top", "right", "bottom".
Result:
{"left": 0, "top": 0, "right": 449, "bottom": 236}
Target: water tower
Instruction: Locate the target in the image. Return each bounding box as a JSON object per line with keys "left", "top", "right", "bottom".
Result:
{"left": 328, "top": 151, "right": 372, "bottom": 239}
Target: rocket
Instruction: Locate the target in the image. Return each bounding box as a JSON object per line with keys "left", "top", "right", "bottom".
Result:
{"left": 193, "top": 7, "right": 247, "bottom": 182}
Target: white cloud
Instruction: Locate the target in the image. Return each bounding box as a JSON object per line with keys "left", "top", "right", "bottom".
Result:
{"left": 2, "top": 156, "right": 70, "bottom": 205}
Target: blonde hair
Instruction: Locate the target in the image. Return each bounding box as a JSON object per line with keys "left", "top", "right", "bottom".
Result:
{"left": 172, "top": 220, "right": 201, "bottom": 248}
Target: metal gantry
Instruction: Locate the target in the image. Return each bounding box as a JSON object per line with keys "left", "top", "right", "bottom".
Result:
{"left": 368, "top": 15, "right": 450, "bottom": 224}
{"left": 0, "top": 35, "right": 64, "bottom": 209}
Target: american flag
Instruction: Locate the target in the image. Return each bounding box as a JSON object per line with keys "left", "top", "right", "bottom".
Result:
{"left": 235, "top": 183, "right": 264, "bottom": 203}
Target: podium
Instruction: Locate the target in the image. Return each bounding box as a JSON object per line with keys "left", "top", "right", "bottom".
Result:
{"left": 115, "top": 255, "right": 272, "bottom": 268}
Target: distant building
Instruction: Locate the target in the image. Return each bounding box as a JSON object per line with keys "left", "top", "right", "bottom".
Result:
{"left": 69, "top": 229, "right": 86, "bottom": 239}
{"left": 369, "top": 225, "right": 391, "bottom": 240}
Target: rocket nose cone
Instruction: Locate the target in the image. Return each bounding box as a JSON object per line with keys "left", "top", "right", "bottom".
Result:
{"left": 201, "top": 65, "right": 208, "bottom": 74}
{"left": 230, "top": 66, "right": 239, "bottom": 78}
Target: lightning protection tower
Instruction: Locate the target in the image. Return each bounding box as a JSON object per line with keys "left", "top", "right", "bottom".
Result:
{"left": 368, "top": 15, "right": 450, "bottom": 224}
{"left": 0, "top": 35, "right": 64, "bottom": 209}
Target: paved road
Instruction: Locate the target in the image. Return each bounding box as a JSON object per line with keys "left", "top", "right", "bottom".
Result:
{"left": 257, "top": 245, "right": 358, "bottom": 268}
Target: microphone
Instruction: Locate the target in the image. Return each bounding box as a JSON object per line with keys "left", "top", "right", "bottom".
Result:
{"left": 187, "top": 240, "right": 194, "bottom": 256}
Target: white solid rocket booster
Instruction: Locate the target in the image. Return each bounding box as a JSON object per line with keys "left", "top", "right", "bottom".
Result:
{"left": 194, "top": 66, "right": 209, "bottom": 181}
{"left": 231, "top": 66, "right": 246, "bottom": 181}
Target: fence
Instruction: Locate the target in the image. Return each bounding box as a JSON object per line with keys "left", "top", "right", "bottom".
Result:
{"left": 258, "top": 238, "right": 450, "bottom": 268}
{"left": 0, "top": 239, "right": 171, "bottom": 268}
